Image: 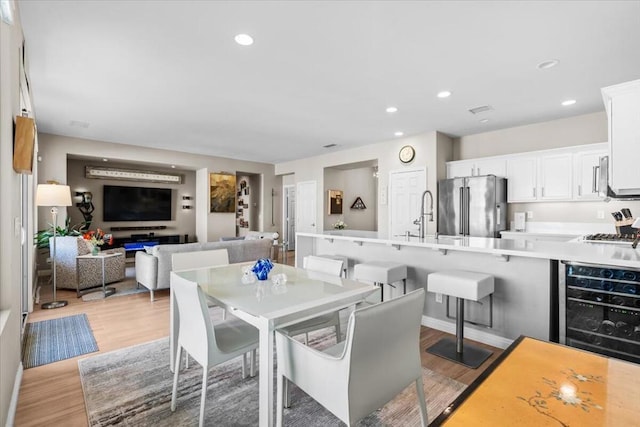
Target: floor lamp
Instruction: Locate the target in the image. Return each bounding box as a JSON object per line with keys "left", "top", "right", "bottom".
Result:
{"left": 36, "top": 183, "right": 72, "bottom": 309}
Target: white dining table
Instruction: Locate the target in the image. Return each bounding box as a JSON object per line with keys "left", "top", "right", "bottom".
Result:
{"left": 169, "top": 262, "right": 378, "bottom": 427}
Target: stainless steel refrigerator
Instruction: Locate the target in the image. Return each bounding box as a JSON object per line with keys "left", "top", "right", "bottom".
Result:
{"left": 438, "top": 175, "right": 507, "bottom": 237}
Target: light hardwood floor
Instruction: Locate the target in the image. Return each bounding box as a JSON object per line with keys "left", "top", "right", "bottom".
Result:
{"left": 15, "top": 253, "right": 502, "bottom": 426}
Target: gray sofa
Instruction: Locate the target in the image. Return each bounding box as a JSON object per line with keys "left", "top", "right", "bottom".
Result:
{"left": 135, "top": 238, "right": 273, "bottom": 301}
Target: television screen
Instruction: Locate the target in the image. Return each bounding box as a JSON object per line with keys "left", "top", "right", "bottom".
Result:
{"left": 103, "top": 185, "right": 172, "bottom": 221}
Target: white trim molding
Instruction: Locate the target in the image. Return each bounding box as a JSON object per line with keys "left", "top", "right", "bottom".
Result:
{"left": 85, "top": 166, "right": 183, "bottom": 184}
{"left": 7, "top": 362, "right": 23, "bottom": 426}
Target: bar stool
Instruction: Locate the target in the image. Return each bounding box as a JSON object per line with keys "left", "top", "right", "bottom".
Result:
{"left": 426, "top": 270, "right": 494, "bottom": 369}
{"left": 353, "top": 261, "right": 407, "bottom": 302}
{"left": 316, "top": 254, "right": 349, "bottom": 278}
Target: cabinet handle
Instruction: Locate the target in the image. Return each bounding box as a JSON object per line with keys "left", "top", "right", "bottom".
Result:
{"left": 578, "top": 185, "right": 582, "bottom": 196}
{"left": 471, "top": 167, "right": 475, "bottom": 176}
{"left": 533, "top": 188, "right": 536, "bottom": 198}
{"left": 542, "top": 187, "right": 545, "bottom": 198}
{"left": 477, "top": 167, "right": 480, "bottom": 175}
{"left": 592, "top": 165, "right": 599, "bottom": 193}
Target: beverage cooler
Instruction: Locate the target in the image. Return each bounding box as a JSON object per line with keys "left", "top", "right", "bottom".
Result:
{"left": 561, "top": 262, "right": 640, "bottom": 364}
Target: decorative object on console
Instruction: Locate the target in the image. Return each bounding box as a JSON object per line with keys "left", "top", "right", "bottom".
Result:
{"left": 210, "top": 173, "right": 236, "bottom": 213}
{"left": 328, "top": 189, "right": 343, "bottom": 214}
{"left": 36, "top": 182, "right": 72, "bottom": 309}
{"left": 85, "top": 166, "right": 183, "bottom": 184}
{"left": 350, "top": 197, "right": 366, "bottom": 210}
{"left": 333, "top": 219, "right": 347, "bottom": 230}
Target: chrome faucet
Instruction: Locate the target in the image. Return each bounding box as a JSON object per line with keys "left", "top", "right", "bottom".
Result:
{"left": 413, "top": 190, "right": 434, "bottom": 239}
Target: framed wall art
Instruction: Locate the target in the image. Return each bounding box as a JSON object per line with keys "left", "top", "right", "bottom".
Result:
{"left": 209, "top": 173, "right": 236, "bottom": 213}
{"left": 328, "top": 189, "right": 343, "bottom": 215}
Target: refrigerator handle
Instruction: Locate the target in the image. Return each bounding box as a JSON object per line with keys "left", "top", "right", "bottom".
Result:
{"left": 459, "top": 187, "right": 464, "bottom": 234}
{"left": 465, "top": 186, "right": 470, "bottom": 235}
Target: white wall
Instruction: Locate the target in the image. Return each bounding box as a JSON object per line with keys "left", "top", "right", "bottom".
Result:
{"left": 323, "top": 167, "right": 377, "bottom": 231}
{"left": 276, "top": 131, "right": 454, "bottom": 236}
{"left": 66, "top": 159, "right": 197, "bottom": 241}
{"left": 37, "top": 134, "right": 280, "bottom": 242}
{"left": 0, "top": 4, "right": 27, "bottom": 424}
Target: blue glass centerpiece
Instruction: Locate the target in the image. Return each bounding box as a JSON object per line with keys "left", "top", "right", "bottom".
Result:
{"left": 252, "top": 258, "right": 274, "bottom": 281}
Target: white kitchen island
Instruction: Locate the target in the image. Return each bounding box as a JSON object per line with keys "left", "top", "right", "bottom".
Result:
{"left": 296, "top": 230, "right": 640, "bottom": 349}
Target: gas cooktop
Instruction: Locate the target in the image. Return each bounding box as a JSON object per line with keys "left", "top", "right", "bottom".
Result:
{"left": 582, "top": 233, "right": 637, "bottom": 244}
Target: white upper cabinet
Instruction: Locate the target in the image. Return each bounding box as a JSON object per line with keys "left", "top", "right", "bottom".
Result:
{"left": 602, "top": 79, "right": 640, "bottom": 195}
{"left": 506, "top": 155, "right": 537, "bottom": 202}
{"left": 538, "top": 153, "right": 573, "bottom": 201}
{"left": 446, "top": 158, "right": 506, "bottom": 178}
{"left": 574, "top": 145, "right": 607, "bottom": 200}
{"left": 448, "top": 143, "right": 607, "bottom": 203}
{"left": 474, "top": 158, "right": 506, "bottom": 177}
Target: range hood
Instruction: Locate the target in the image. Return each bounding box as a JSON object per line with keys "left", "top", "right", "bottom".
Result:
{"left": 598, "top": 155, "right": 640, "bottom": 201}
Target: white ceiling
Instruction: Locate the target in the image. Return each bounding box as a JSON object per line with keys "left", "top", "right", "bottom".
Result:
{"left": 18, "top": 1, "right": 640, "bottom": 164}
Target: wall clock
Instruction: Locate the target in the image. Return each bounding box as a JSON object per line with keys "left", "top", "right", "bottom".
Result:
{"left": 399, "top": 145, "right": 415, "bottom": 163}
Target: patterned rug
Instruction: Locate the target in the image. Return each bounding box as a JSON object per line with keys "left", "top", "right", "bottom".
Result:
{"left": 22, "top": 313, "right": 98, "bottom": 369}
{"left": 79, "top": 336, "right": 466, "bottom": 426}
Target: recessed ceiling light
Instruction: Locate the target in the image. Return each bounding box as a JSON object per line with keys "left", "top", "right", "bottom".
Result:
{"left": 480, "top": 118, "right": 490, "bottom": 123}
{"left": 394, "top": 131, "right": 404, "bottom": 137}
{"left": 537, "top": 59, "right": 559, "bottom": 70}
{"left": 171, "top": 165, "right": 176, "bottom": 169}
{"left": 102, "top": 158, "right": 108, "bottom": 162}
{"left": 386, "top": 106, "right": 398, "bottom": 113}
{"left": 437, "top": 91, "right": 452, "bottom": 98}
{"left": 561, "top": 99, "right": 576, "bottom": 106}
{"left": 234, "top": 34, "right": 254, "bottom": 46}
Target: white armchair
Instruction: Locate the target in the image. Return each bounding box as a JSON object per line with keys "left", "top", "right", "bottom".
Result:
{"left": 275, "top": 288, "right": 428, "bottom": 427}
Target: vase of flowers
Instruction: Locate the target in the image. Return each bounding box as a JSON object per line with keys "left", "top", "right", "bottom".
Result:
{"left": 333, "top": 219, "right": 347, "bottom": 230}
{"left": 83, "top": 228, "right": 112, "bottom": 255}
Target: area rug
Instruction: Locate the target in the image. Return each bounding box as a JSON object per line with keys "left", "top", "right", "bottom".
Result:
{"left": 22, "top": 313, "right": 98, "bottom": 369}
{"left": 79, "top": 337, "right": 466, "bottom": 426}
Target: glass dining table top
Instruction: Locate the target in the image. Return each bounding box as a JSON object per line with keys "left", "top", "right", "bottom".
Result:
{"left": 173, "top": 262, "right": 375, "bottom": 321}
{"left": 434, "top": 336, "right": 640, "bottom": 426}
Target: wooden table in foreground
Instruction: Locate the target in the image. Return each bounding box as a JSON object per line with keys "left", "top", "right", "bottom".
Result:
{"left": 431, "top": 336, "right": 640, "bottom": 426}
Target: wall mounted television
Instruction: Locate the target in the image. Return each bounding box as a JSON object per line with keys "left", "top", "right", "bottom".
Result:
{"left": 103, "top": 185, "right": 172, "bottom": 221}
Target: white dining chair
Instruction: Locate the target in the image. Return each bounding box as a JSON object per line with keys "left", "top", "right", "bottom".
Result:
{"left": 172, "top": 248, "right": 229, "bottom": 320}
{"left": 275, "top": 288, "right": 428, "bottom": 427}
{"left": 278, "top": 255, "right": 344, "bottom": 343}
{"left": 171, "top": 248, "right": 230, "bottom": 272}
{"left": 170, "top": 274, "right": 259, "bottom": 427}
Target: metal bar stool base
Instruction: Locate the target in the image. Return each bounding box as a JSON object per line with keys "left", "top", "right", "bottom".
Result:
{"left": 426, "top": 337, "right": 492, "bottom": 369}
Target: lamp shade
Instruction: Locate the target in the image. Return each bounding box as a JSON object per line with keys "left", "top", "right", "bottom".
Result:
{"left": 36, "top": 184, "right": 72, "bottom": 207}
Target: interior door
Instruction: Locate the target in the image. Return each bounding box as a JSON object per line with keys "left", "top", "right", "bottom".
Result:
{"left": 389, "top": 168, "right": 426, "bottom": 238}
{"left": 283, "top": 185, "right": 296, "bottom": 250}
{"left": 296, "top": 181, "right": 317, "bottom": 233}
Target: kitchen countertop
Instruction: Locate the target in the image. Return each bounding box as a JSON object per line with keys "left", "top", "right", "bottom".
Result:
{"left": 299, "top": 230, "right": 640, "bottom": 269}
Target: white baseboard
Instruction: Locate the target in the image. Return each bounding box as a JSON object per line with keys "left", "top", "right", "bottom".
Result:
{"left": 422, "top": 315, "right": 513, "bottom": 349}
{"left": 6, "top": 362, "right": 23, "bottom": 427}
